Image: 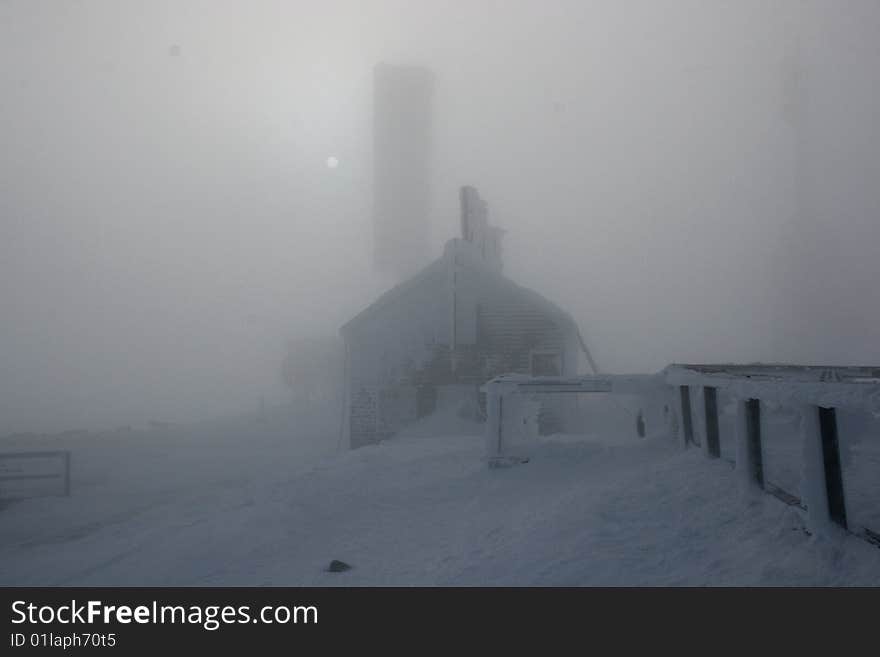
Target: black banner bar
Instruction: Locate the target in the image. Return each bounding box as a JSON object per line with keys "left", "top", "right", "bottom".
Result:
{"left": 2, "top": 587, "right": 876, "bottom": 654}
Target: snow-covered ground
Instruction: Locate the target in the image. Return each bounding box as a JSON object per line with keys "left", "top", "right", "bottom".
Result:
{"left": 1, "top": 401, "right": 879, "bottom": 586}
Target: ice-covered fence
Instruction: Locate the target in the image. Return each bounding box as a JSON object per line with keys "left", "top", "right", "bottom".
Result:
{"left": 483, "top": 373, "right": 667, "bottom": 467}
{"left": 0, "top": 451, "right": 71, "bottom": 500}
{"left": 485, "top": 364, "right": 880, "bottom": 546}
{"left": 667, "top": 364, "right": 880, "bottom": 545}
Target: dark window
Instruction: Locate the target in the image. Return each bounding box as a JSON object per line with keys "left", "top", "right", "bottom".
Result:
{"left": 531, "top": 352, "right": 560, "bottom": 376}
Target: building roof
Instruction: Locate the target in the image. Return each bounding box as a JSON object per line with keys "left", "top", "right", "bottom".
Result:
{"left": 340, "top": 238, "right": 578, "bottom": 339}
{"left": 339, "top": 254, "right": 447, "bottom": 338}
{"left": 341, "top": 186, "right": 597, "bottom": 372}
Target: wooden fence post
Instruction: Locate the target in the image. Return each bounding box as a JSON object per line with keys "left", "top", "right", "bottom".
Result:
{"left": 703, "top": 386, "right": 721, "bottom": 458}
{"left": 735, "top": 398, "right": 764, "bottom": 493}
{"left": 679, "top": 385, "right": 694, "bottom": 448}
{"left": 485, "top": 381, "right": 503, "bottom": 464}
{"left": 818, "top": 407, "right": 848, "bottom": 530}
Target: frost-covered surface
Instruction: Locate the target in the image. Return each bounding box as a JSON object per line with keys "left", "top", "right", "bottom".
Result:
{"left": 1, "top": 401, "right": 879, "bottom": 586}
{"left": 666, "top": 365, "right": 880, "bottom": 415}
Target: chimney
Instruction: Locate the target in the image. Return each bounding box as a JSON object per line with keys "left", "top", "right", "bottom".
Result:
{"left": 459, "top": 185, "right": 504, "bottom": 270}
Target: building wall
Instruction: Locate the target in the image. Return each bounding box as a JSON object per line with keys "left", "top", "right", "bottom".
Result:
{"left": 343, "top": 245, "right": 582, "bottom": 447}
{"left": 344, "top": 259, "right": 452, "bottom": 448}
{"left": 448, "top": 244, "right": 580, "bottom": 434}
{"left": 451, "top": 250, "right": 577, "bottom": 382}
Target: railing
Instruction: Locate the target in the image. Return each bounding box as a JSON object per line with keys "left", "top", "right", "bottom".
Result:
{"left": 0, "top": 451, "right": 71, "bottom": 500}
{"left": 484, "top": 364, "right": 880, "bottom": 547}
{"left": 667, "top": 364, "right": 880, "bottom": 546}
{"left": 483, "top": 373, "right": 666, "bottom": 465}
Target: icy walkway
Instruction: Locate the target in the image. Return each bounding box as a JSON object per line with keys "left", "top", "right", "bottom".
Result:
{"left": 1, "top": 420, "right": 879, "bottom": 586}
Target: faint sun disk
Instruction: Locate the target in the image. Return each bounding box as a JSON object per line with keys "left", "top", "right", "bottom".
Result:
{"left": 326, "top": 156, "right": 339, "bottom": 169}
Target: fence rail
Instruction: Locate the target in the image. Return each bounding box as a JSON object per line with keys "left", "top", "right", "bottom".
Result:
{"left": 485, "top": 364, "right": 880, "bottom": 548}
{"left": 0, "top": 450, "right": 71, "bottom": 500}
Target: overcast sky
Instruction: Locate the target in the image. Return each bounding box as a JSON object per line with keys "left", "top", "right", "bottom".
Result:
{"left": 2, "top": 0, "right": 879, "bottom": 434}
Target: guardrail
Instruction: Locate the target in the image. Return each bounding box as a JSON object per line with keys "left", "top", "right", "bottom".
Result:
{"left": 0, "top": 451, "right": 71, "bottom": 500}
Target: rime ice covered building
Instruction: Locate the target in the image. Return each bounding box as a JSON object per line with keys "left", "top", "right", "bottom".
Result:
{"left": 340, "top": 187, "right": 596, "bottom": 448}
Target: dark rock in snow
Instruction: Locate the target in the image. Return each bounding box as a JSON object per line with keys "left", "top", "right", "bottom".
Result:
{"left": 326, "top": 560, "right": 352, "bottom": 573}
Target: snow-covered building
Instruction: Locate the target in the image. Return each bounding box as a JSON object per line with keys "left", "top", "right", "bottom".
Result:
{"left": 340, "top": 187, "right": 596, "bottom": 449}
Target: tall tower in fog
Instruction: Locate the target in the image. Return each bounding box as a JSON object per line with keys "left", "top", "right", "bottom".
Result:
{"left": 372, "top": 63, "right": 433, "bottom": 280}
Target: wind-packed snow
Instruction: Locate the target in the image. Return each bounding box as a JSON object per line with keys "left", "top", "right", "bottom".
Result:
{"left": 1, "top": 398, "right": 879, "bottom": 586}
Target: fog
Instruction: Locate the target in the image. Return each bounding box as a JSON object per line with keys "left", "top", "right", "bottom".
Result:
{"left": 2, "top": 0, "right": 879, "bottom": 435}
